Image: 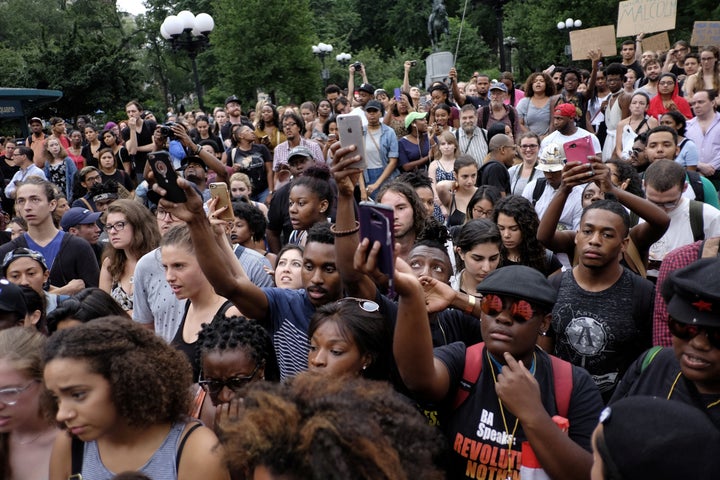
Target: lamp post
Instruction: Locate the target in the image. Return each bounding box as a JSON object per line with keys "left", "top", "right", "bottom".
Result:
{"left": 312, "top": 43, "right": 333, "bottom": 88}
{"left": 503, "top": 36, "right": 518, "bottom": 73}
{"left": 336, "top": 52, "right": 352, "bottom": 68}
{"left": 556, "top": 18, "right": 582, "bottom": 59}
{"left": 161, "top": 10, "right": 215, "bottom": 112}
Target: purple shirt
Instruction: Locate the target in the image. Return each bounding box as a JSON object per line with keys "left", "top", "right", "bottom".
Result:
{"left": 686, "top": 112, "right": 720, "bottom": 169}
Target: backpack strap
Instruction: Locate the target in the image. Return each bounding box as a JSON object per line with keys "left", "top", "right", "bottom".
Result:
{"left": 640, "top": 346, "right": 663, "bottom": 372}
{"left": 453, "top": 342, "right": 485, "bottom": 409}
{"left": 532, "top": 178, "right": 547, "bottom": 206}
{"left": 623, "top": 237, "right": 647, "bottom": 278}
{"left": 689, "top": 200, "right": 705, "bottom": 242}
{"left": 175, "top": 422, "right": 203, "bottom": 471}
{"left": 686, "top": 170, "right": 705, "bottom": 203}
{"left": 549, "top": 355, "right": 573, "bottom": 418}
{"left": 70, "top": 436, "right": 84, "bottom": 478}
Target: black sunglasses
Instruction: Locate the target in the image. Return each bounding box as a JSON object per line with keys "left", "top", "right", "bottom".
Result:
{"left": 668, "top": 318, "right": 720, "bottom": 350}
{"left": 198, "top": 362, "right": 263, "bottom": 395}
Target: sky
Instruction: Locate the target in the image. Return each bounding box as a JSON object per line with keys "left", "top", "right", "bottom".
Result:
{"left": 116, "top": 0, "right": 146, "bottom": 16}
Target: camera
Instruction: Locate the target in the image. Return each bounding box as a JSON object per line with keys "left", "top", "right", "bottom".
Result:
{"left": 159, "top": 122, "right": 178, "bottom": 139}
{"left": 351, "top": 62, "right": 363, "bottom": 71}
{"left": 410, "top": 60, "right": 417, "bottom": 67}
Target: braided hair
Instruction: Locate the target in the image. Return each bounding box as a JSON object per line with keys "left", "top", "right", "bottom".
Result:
{"left": 197, "top": 315, "right": 279, "bottom": 381}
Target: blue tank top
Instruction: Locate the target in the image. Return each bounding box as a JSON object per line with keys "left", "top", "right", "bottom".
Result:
{"left": 80, "top": 422, "right": 187, "bottom": 479}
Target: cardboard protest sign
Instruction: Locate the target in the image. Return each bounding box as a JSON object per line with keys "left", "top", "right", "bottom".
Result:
{"left": 617, "top": 0, "right": 677, "bottom": 37}
{"left": 570, "top": 26, "right": 617, "bottom": 61}
{"left": 691, "top": 22, "right": 720, "bottom": 47}
{"left": 642, "top": 31, "right": 670, "bottom": 52}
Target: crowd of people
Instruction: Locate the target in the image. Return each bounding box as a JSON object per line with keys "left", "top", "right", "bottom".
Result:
{"left": 0, "top": 33, "right": 719, "bottom": 480}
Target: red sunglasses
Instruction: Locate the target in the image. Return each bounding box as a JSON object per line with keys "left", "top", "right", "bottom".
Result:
{"left": 481, "top": 294, "right": 536, "bottom": 323}
{"left": 669, "top": 318, "right": 720, "bottom": 350}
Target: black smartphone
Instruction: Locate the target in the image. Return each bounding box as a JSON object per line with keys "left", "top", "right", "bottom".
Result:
{"left": 149, "top": 151, "right": 186, "bottom": 203}
{"left": 358, "top": 202, "right": 395, "bottom": 295}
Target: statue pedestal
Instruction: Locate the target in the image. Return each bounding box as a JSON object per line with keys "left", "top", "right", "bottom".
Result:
{"left": 425, "top": 51, "right": 453, "bottom": 90}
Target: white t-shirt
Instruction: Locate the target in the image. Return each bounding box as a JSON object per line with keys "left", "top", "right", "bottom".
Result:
{"left": 521, "top": 180, "right": 584, "bottom": 231}
{"left": 541, "top": 128, "right": 602, "bottom": 156}
{"left": 648, "top": 198, "right": 720, "bottom": 264}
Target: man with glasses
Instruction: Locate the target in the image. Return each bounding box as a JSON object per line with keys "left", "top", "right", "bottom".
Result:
{"left": 271, "top": 111, "right": 323, "bottom": 176}
{"left": 71, "top": 166, "right": 103, "bottom": 211}
{"left": 476, "top": 82, "right": 520, "bottom": 137}
{"left": 611, "top": 257, "right": 720, "bottom": 429}
{"left": 645, "top": 159, "right": 720, "bottom": 279}
{"left": 478, "top": 134, "right": 516, "bottom": 195}
{"left": 4, "top": 147, "right": 46, "bottom": 201}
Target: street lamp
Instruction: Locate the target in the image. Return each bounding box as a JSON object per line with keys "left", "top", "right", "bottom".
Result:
{"left": 503, "top": 36, "right": 518, "bottom": 73}
{"left": 161, "top": 10, "right": 215, "bottom": 112}
{"left": 336, "top": 52, "right": 352, "bottom": 68}
{"left": 556, "top": 18, "right": 582, "bottom": 58}
{"left": 312, "top": 43, "right": 333, "bottom": 88}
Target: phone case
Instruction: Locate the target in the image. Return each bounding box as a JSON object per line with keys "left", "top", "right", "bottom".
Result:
{"left": 358, "top": 202, "right": 394, "bottom": 293}
{"left": 563, "top": 136, "right": 595, "bottom": 164}
{"left": 149, "top": 151, "right": 186, "bottom": 203}
{"left": 209, "top": 183, "right": 235, "bottom": 222}
{"left": 337, "top": 114, "right": 366, "bottom": 170}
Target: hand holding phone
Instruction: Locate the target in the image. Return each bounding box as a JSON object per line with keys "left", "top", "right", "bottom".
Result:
{"left": 209, "top": 182, "right": 235, "bottom": 222}
{"left": 563, "top": 137, "right": 595, "bottom": 165}
{"left": 358, "top": 202, "right": 395, "bottom": 295}
{"left": 337, "top": 114, "right": 366, "bottom": 170}
{"left": 149, "top": 151, "right": 186, "bottom": 203}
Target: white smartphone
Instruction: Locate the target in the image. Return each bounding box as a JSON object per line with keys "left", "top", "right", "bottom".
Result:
{"left": 337, "top": 113, "right": 366, "bottom": 170}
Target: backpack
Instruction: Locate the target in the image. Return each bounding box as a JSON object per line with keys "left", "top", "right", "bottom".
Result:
{"left": 452, "top": 342, "right": 573, "bottom": 418}
{"left": 686, "top": 169, "right": 705, "bottom": 203}
{"left": 479, "top": 105, "right": 516, "bottom": 135}
{"left": 689, "top": 200, "right": 705, "bottom": 242}
{"left": 531, "top": 178, "right": 547, "bottom": 206}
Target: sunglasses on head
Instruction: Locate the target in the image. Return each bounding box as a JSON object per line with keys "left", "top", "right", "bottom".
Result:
{"left": 668, "top": 318, "right": 720, "bottom": 349}
{"left": 337, "top": 297, "right": 380, "bottom": 313}
{"left": 481, "top": 294, "right": 536, "bottom": 323}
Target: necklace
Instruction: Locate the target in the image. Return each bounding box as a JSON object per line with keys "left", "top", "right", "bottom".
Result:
{"left": 667, "top": 371, "right": 720, "bottom": 408}
{"left": 13, "top": 431, "right": 44, "bottom": 445}
{"left": 487, "top": 350, "right": 537, "bottom": 480}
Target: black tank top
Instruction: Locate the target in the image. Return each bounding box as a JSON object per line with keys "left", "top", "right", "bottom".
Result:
{"left": 172, "top": 300, "right": 233, "bottom": 381}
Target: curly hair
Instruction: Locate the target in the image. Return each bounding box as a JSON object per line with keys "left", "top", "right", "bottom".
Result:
{"left": 377, "top": 180, "right": 428, "bottom": 239}
{"left": 232, "top": 200, "right": 267, "bottom": 242}
{"left": 103, "top": 200, "right": 161, "bottom": 280}
{"left": 258, "top": 104, "right": 279, "bottom": 131}
{"left": 42, "top": 317, "right": 192, "bottom": 427}
{"left": 197, "top": 315, "right": 279, "bottom": 382}
{"left": 218, "top": 373, "right": 445, "bottom": 480}
{"left": 0, "top": 327, "right": 48, "bottom": 478}
{"left": 282, "top": 111, "right": 306, "bottom": 136}
{"left": 523, "top": 72, "right": 556, "bottom": 98}
{"left": 492, "top": 195, "right": 548, "bottom": 274}
{"left": 46, "top": 287, "right": 130, "bottom": 333}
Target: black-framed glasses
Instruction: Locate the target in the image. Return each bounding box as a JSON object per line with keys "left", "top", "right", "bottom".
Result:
{"left": 481, "top": 294, "right": 536, "bottom": 323}
{"left": 336, "top": 297, "right": 380, "bottom": 313}
{"left": 520, "top": 144, "right": 539, "bottom": 150}
{"left": 104, "top": 221, "right": 126, "bottom": 233}
{"left": 156, "top": 207, "right": 174, "bottom": 220}
{"left": 282, "top": 122, "right": 298, "bottom": 129}
{"left": 199, "top": 363, "right": 263, "bottom": 396}
{"left": 472, "top": 207, "right": 492, "bottom": 218}
{"left": 668, "top": 317, "right": 720, "bottom": 350}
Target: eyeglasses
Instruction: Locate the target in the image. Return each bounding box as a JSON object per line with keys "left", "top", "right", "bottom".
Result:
{"left": 520, "top": 144, "right": 539, "bottom": 150}
{"left": 85, "top": 175, "right": 102, "bottom": 183}
{"left": 472, "top": 207, "right": 492, "bottom": 218}
{"left": 668, "top": 318, "right": 720, "bottom": 350}
{"left": 156, "top": 208, "right": 174, "bottom": 220}
{"left": 630, "top": 147, "right": 644, "bottom": 157}
{"left": 199, "top": 363, "right": 263, "bottom": 396}
{"left": 104, "top": 221, "right": 126, "bottom": 233}
{"left": 0, "top": 381, "right": 37, "bottom": 406}
{"left": 648, "top": 197, "right": 681, "bottom": 210}
{"left": 481, "top": 294, "right": 537, "bottom": 323}
{"left": 336, "top": 297, "right": 380, "bottom": 313}
{"left": 283, "top": 123, "right": 298, "bottom": 129}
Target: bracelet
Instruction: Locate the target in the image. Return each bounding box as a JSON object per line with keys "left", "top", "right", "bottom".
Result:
{"left": 194, "top": 144, "right": 202, "bottom": 155}
{"left": 330, "top": 221, "right": 360, "bottom": 237}
{"left": 464, "top": 294, "right": 476, "bottom": 314}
